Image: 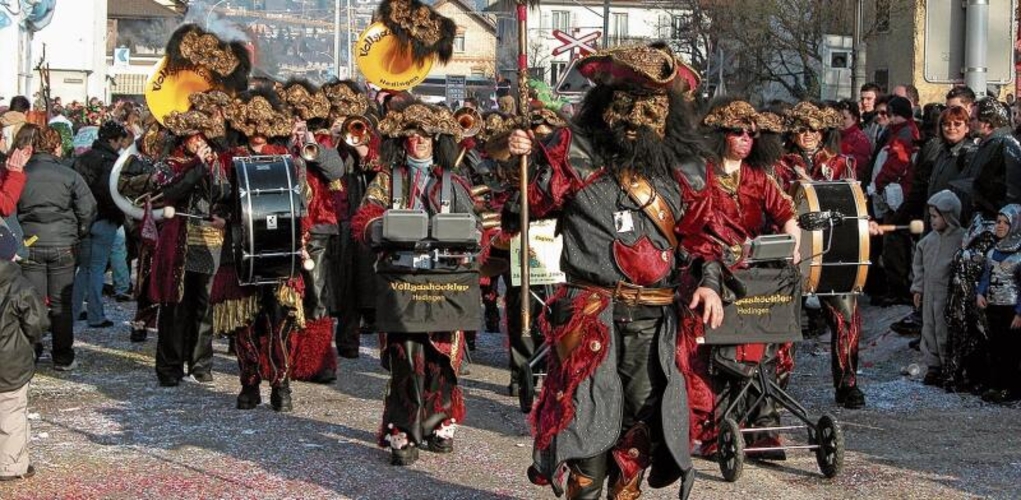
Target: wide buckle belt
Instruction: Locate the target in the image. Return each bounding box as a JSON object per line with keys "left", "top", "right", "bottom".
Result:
{"left": 571, "top": 279, "right": 675, "bottom": 306}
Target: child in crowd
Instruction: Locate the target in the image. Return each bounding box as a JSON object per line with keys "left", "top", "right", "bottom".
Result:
{"left": 911, "top": 191, "right": 965, "bottom": 386}
{"left": 975, "top": 204, "right": 1021, "bottom": 403}
{"left": 0, "top": 225, "right": 48, "bottom": 481}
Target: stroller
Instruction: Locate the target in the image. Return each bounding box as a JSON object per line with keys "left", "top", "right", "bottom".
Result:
{"left": 704, "top": 234, "right": 845, "bottom": 481}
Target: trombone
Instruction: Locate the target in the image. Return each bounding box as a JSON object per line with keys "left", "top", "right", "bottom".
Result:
{"left": 453, "top": 106, "right": 483, "bottom": 168}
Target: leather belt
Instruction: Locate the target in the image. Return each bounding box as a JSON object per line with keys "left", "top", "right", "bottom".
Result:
{"left": 570, "top": 279, "right": 675, "bottom": 306}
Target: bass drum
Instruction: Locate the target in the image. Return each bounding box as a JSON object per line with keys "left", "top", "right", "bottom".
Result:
{"left": 792, "top": 181, "right": 870, "bottom": 295}
{"left": 233, "top": 155, "right": 304, "bottom": 286}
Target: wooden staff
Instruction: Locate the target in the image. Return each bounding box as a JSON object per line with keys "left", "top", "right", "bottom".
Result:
{"left": 516, "top": 0, "right": 532, "bottom": 336}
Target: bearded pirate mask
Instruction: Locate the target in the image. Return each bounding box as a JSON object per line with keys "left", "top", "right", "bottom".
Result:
{"left": 577, "top": 44, "right": 701, "bottom": 139}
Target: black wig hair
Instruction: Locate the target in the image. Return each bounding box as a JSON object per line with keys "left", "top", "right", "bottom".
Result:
{"left": 570, "top": 84, "right": 706, "bottom": 179}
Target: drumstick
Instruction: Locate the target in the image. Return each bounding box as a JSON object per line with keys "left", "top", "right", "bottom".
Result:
{"left": 877, "top": 220, "right": 924, "bottom": 234}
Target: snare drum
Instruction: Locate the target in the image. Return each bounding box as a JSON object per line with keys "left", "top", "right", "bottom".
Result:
{"left": 792, "top": 181, "right": 870, "bottom": 295}
{"left": 233, "top": 155, "right": 304, "bottom": 286}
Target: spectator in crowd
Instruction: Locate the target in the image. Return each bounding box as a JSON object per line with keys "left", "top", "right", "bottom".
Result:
{"left": 869, "top": 95, "right": 920, "bottom": 307}
{"left": 72, "top": 121, "right": 129, "bottom": 328}
{"left": 864, "top": 94, "right": 890, "bottom": 155}
{"left": 860, "top": 82, "right": 882, "bottom": 116}
{"left": 911, "top": 191, "right": 965, "bottom": 385}
{"left": 14, "top": 124, "right": 96, "bottom": 371}
{"left": 837, "top": 98, "right": 872, "bottom": 179}
{"left": 893, "top": 84, "right": 922, "bottom": 118}
{"left": 0, "top": 96, "right": 30, "bottom": 155}
{"left": 975, "top": 203, "right": 1021, "bottom": 403}
{"left": 946, "top": 86, "right": 977, "bottom": 114}
{"left": 0, "top": 225, "right": 49, "bottom": 482}
{"left": 954, "top": 97, "right": 1021, "bottom": 222}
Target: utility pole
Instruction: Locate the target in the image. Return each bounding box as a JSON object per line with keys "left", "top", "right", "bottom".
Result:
{"left": 347, "top": 0, "right": 354, "bottom": 79}
{"left": 851, "top": 0, "right": 866, "bottom": 94}
{"left": 602, "top": 0, "right": 610, "bottom": 48}
{"left": 964, "top": 0, "right": 989, "bottom": 94}
{"left": 334, "top": 0, "right": 341, "bottom": 78}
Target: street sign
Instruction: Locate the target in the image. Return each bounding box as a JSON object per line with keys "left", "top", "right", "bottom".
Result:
{"left": 551, "top": 29, "right": 600, "bottom": 59}
{"left": 114, "top": 47, "right": 130, "bottom": 68}
{"left": 553, "top": 58, "right": 592, "bottom": 95}
{"left": 924, "top": 0, "right": 1017, "bottom": 84}
{"left": 445, "top": 74, "right": 467, "bottom": 107}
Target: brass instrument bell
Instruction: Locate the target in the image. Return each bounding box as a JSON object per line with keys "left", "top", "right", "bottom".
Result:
{"left": 342, "top": 115, "right": 375, "bottom": 147}
{"left": 453, "top": 107, "right": 483, "bottom": 138}
{"left": 300, "top": 141, "right": 320, "bottom": 162}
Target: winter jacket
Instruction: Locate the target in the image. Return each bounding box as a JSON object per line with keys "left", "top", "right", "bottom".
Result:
{"left": 895, "top": 136, "right": 977, "bottom": 224}
{"left": 74, "top": 139, "right": 124, "bottom": 225}
{"left": 0, "top": 259, "right": 48, "bottom": 392}
{"left": 17, "top": 152, "right": 96, "bottom": 247}
{"left": 912, "top": 190, "right": 965, "bottom": 298}
{"left": 957, "top": 127, "right": 1021, "bottom": 220}
{"left": 840, "top": 125, "right": 872, "bottom": 180}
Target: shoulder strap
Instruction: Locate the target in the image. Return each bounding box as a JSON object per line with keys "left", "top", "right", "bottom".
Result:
{"left": 618, "top": 170, "right": 678, "bottom": 249}
{"left": 391, "top": 167, "right": 404, "bottom": 209}
{"left": 440, "top": 170, "right": 452, "bottom": 214}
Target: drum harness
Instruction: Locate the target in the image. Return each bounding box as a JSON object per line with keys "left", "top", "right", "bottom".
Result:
{"left": 387, "top": 166, "right": 476, "bottom": 271}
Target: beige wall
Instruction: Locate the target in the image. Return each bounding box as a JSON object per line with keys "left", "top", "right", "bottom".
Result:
{"left": 866, "top": 0, "right": 1011, "bottom": 105}
{"left": 433, "top": 3, "right": 497, "bottom": 78}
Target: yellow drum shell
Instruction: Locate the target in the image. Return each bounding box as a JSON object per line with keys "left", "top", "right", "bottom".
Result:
{"left": 144, "top": 57, "right": 213, "bottom": 126}
{"left": 355, "top": 22, "right": 434, "bottom": 91}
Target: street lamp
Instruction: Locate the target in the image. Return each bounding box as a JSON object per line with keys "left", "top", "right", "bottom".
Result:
{"left": 206, "top": 0, "right": 231, "bottom": 27}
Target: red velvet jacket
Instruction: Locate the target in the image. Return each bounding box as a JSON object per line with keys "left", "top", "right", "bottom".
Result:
{"left": 776, "top": 150, "right": 856, "bottom": 192}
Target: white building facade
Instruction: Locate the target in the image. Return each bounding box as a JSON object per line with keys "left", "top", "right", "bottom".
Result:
{"left": 490, "top": 0, "right": 697, "bottom": 94}
{"left": 0, "top": 0, "right": 108, "bottom": 107}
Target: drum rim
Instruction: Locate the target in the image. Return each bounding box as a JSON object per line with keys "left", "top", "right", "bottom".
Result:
{"left": 793, "top": 180, "right": 870, "bottom": 295}
{"left": 794, "top": 181, "right": 824, "bottom": 294}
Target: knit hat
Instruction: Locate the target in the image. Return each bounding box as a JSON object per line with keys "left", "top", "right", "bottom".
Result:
{"left": 887, "top": 96, "right": 913, "bottom": 120}
{"left": 0, "top": 226, "right": 17, "bottom": 261}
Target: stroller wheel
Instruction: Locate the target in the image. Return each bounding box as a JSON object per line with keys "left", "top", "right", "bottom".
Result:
{"left": 814, "top": 414, "right": 844, "bottom": 478}
{"left": 717, "top": 418, "right": 744, "bottom": 482}
{"left": 518, "top": 364, "right": 535, "bottom": 413}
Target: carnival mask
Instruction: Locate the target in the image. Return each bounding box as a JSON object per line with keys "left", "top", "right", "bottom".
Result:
{"left": 603, "top": 92, "right": 669, "bottom": 139}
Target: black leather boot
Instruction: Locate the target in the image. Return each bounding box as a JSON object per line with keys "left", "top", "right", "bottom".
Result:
{"left": 270, "top": 380, "right": 293, "bottom": 412}
{"left": 236, "top": 384, "right": 261, "bottom": 410}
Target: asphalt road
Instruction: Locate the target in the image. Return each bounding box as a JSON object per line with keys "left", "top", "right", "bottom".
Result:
{"left": 1, "top": 298, "right": 1018, "bottom": 500}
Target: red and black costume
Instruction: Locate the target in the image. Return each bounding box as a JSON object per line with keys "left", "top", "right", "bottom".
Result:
{"left": 519, "top": 45, "right": 713, "bottom": 500}
{"left": 352, "top": 102, "right": 478, "bottom": 466}
{"left": 776, "top": 102, "right": 867, "bottom": 409}
{"left": 150, "top": 144, "right": 231, "bottom": 387}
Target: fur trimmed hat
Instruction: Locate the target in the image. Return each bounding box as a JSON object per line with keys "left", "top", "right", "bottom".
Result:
{"left": 163, "top": 90, "right": 232, "bottom": 138}
{"left": 164, "top": 24, "right": 251, "bottom": 93}
{"left": 702, "top": 100, "right": 758, "bottom": 130}
{"left": 274, "top": 79, "right": 331, "bottom": 121}
{"left": 223, "top": 87, "right": 294, "bottom": 139}
{"left": 785, "top": 102, "right": 828, "bottom": 131}
{"left": 376, "top": 102, "right": 461, "bottom": 142}
{"left": 375, "top": 0, "right": 457, "bottom": 65}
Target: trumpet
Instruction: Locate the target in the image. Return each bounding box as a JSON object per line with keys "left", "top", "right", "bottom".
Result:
{"left": 342, "top": 115, "right": 375, "bottom": 147}
{"left": 300, "top": 141, "right": 320, "bottom": 162}
{"left": 453, "top": 107, "right": 482, "bottom": 137}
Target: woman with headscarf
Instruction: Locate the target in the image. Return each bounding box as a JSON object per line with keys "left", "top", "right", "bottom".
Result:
{"left": 974, "top": 204, "right": 1021, "bottom": 403}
